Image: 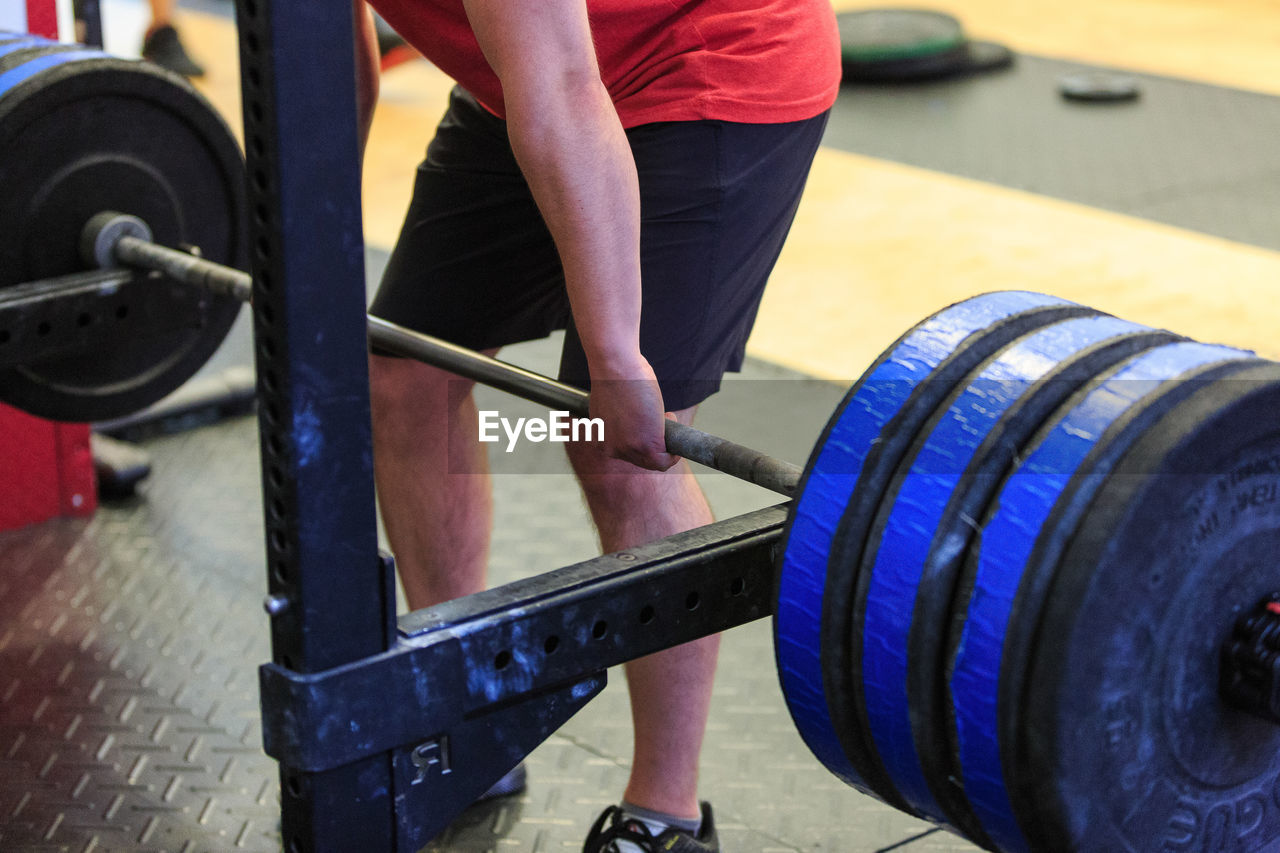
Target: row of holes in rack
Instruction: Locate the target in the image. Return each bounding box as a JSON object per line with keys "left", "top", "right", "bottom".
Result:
{"left": 0, "top": 303, "right": 131, "bottom": 346}
{"left": 490, "top": 574, "right": 751, "bottom": 672}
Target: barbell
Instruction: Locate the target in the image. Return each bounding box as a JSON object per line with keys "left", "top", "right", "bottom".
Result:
{"left": 2, "top": 36, "right": 1279, "bottom": 852}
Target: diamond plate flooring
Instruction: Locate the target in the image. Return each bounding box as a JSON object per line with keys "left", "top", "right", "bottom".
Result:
{"left": 0, "top": 342, "right": 979, "bottom": 852}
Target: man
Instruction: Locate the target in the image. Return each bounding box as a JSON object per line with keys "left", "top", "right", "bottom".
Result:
{"left": 353, "top": 2, "right": 839, "bottom": 850}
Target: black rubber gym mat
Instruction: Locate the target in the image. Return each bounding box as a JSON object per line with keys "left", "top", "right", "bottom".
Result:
{"left": 825, "top": 54, "right": 1280, "bottom": 253}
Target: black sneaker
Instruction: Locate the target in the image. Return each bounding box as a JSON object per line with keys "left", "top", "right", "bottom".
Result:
{"left": 583, "top": 802, "right": 719, "bottom": 853}
{"left": 142, "top": 24, "right": 205, "bottom": 77}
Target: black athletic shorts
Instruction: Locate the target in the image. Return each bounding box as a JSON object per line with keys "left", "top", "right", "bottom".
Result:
{"left": 369, "top": 86, "right": 828, "bottom": 412}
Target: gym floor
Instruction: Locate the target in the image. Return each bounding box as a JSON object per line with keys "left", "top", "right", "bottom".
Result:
{"left": 2, "top": 0, "right": 1278, "bottom": 850}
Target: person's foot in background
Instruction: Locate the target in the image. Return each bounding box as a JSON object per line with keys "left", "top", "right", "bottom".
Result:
{"left": 142, "top": 22, "right": 204, "bottom": 77}
{"left": 141, "top": 0, "right": 204, "bottom": 77}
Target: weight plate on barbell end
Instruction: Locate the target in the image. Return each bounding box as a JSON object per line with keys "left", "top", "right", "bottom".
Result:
{"left": 0, "top": 43, "right": 91, "bottom": 81}
{"left": 775, "top": 290, "right": 1093, "bottom": 806}
{"left": 1010, "top": 362, "right": 1280, "bottom": 851}
{"left": 841, "top": 314, "right": 1172, "bottom": 835}
{"left": 900, "top": 318, "right": 1183, "bottom": 843}
{"left": 803, "top": 296, "right": 1101, "bottom": 815}
{"left": 0, "top": 48, "right": 246, "bottom": 422}
{"left": 945, "top": 343, "right": 1264, "bottom": 852}
{"left": 0, "top": 31, "right": 54, "bottom": 44}
{"left": 0, "top": 33, "right": 54, "bottom": 52}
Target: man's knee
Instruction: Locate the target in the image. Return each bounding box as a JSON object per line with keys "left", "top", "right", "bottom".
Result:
{"left": 369, "top": 354, "right": 473, "bottom": 421}
{"left": 370, "top": 353, "right": 425, "bottom": 401}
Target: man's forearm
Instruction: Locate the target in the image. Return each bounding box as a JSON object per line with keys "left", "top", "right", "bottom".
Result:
{"left": 458, "top": 0, "right": 678, "bottom": 468}
{"left": 504, "top": 76, "right": 644, "bottom": 375}
{"left": 462, "top": 0, "right": 646, "bottom": 377}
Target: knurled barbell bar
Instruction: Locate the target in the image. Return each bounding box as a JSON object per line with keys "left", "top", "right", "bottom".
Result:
{"left": 82, "top": 210, "right": 805, "bottom": 496}
{"left": 3, "top": 39, "right": 1279, "bottom": 852}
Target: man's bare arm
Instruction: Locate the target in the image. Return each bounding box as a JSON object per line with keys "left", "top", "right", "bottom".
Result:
{"left": 352, "top": 1, "right": 380, "bottom": 156}
{"left": 462, "top": 0, "right": 678, "bottom": 470}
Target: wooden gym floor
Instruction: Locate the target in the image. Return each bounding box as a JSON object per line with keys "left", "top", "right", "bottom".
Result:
{"left": 0, "top": 1, "right": 1275, "bottom": 851}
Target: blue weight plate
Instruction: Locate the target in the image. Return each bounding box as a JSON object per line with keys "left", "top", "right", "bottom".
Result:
{"left": 1013, "top": 361, "right": 1280, "bottom": 851}
{"left": 775, "top": 290, "right": 1090, "bottom": 803}
{"left": 803, "top": 295, "right": 1105, "bottom": 812}
{"left": 0, "top": 46, "right": 105, "bottom": 90}
{"left": 946, "top": 342, "right": 1261, "bottom": 852}
{"left": 0, "top": 43, "right": 86, "bottom": 79}
{"left": 903, "top": 319, "right": 1181, "bottom": 843}
{"left": 0, "top": 34, "right": 53, "bottom": 52}
{"left": 0, "top": 49, "right": 247, "bottom": 421}
{"left": 0, "top": 31, "right": 52, "bottom": 42}
{"left": 846, "top": 314, "right": 1167, "bottom": 829}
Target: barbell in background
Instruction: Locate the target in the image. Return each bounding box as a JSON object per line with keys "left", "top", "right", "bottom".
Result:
{"left": 0, "top": 31, "right": 246, "bottom": 422}
{"left": 1, "top": 36, "right": 1278, "bottom": 852}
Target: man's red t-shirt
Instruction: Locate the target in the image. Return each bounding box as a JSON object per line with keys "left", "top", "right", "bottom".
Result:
{"left": 369, "top": 0, "right": 842, "bottom": 128}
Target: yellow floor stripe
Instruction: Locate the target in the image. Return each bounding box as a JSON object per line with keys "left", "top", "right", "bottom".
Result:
{"left": 832, "top": 0, "right": 1280, "bottom": 97}
{"left": 756, "top": 148, "right": 1280, "bottom": 380}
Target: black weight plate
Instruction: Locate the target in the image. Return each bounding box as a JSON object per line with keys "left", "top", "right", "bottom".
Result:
{"left": 958, "top": 40, "right": 1014, "bottom": 77}
{"left": 0, "top": 51, "right": 246, "bottom": 422}
{"left": 838, "top": 9, "right": 966, "bottom": 64}
{"left": 1058, "top": 70, "right": 1141, "bottom": 103}
{"left": 1013, "top": 362, "right": 1280, "bottom": 851}
{"left": 844, "top": 38, "right": 1015, "bottom": 84}
{"left": 844, "top": 314, "right": 1165, "bottom": 834}
{"left": 777, "top": 292, "right": 1095, "bottom": 812}
{"left": 948, "top": 343, "right": 1262, "bottom": 852}
{"left": 842, "top": 42, "right": 971, "bottom": 84}
{"left": 903, "top": 320, "right": 1180, "bottom": 844}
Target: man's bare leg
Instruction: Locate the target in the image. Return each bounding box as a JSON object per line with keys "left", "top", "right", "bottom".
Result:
{"left": 374, "top": 359, "right": 715, "bottom": 816}
{"left": 146, "top": 0, "right": 174, "bottom": 30}
{"left": 369, "top": 353, "right": 495, "bottom": 610}
{"left": 567, "top": 406, "right": 717, "bottom": 820}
